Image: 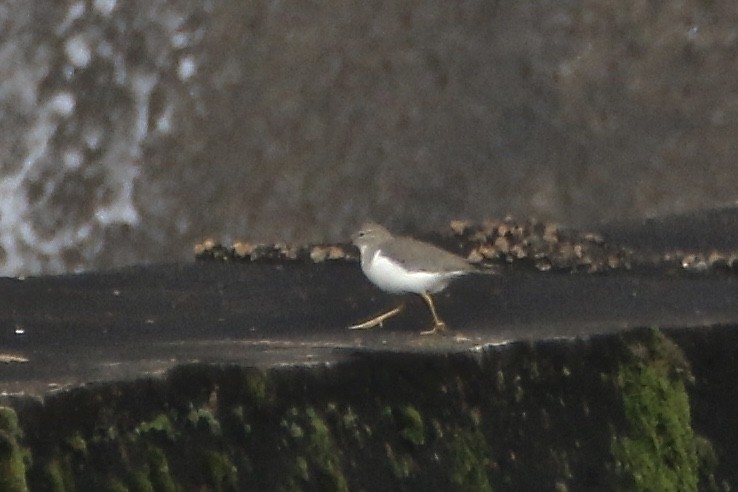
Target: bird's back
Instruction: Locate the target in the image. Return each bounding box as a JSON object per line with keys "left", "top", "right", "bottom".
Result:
{"left": 380, "top": 236, "right": 474, "bottom": 274}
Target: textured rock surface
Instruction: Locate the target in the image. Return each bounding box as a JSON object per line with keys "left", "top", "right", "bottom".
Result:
{"left": 2, "top": 1, "right": 738, "bottom": 275}
{"left": 1, "top": 209, "right": 736, "bottom": 489}
{"left": 3, "top": 209, "right": 738, "bottom": 395}
{"left": 1, "top": 327, "right": 733, "bottom": 491}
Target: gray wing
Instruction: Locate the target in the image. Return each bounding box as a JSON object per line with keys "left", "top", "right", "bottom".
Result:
{"left": 381, "top": 236, "right": 474, "bottom": 273}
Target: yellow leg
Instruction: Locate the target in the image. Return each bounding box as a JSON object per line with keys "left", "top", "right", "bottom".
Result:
{"left": 419, "top": 292, "right": 447, "bottom": 335}
{"left": 348, "top": 304, "right": 405, "bottom": 330}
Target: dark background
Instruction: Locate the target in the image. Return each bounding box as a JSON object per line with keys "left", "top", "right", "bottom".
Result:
{"left": 1, "top": 0, "right": 736, "bottom": 276}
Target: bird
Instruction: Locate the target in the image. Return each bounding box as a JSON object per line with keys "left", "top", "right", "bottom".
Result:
{"left": 349, "top": 222, "right": 478, "bottom": 335}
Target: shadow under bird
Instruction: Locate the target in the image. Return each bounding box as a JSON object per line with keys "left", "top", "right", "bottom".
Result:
{"left": 350, "top": 223, "right": 487, "bottom": 335}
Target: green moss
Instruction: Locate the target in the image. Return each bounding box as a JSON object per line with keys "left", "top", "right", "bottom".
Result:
{"left": 187, "top": 407, "right": 221, "bottom": 436}
{"left": 201, "top": 450, "right": 237, "bottom": 491}
{"left": 146, "top": 446, "right": 178, "bottom": 492}
{"left": 397, "top": 405, "right": 425, "bottom": 447}
{"left": 66, "top": 433, "right": 88, "bottom": 457}
{"left": 0, "top": 427, "right": 29, "bottom": 492}
{"left": 244, "top": 369, "right": 269, "bottom": 405}
{"left": 227, "top": 406, "right": 252, "bottom": 441}
{"left": 339, "top": 405, "right": 367, "bottom": 445}
{"left": 127, "top": 470, "right": 155, "bottom": 492}
{"left": 0, "top": 407, "right": 21, "bottom": 439}
{"left": 494, "top": 370, "right": 505, "bottom": 392}
{"left": 102, "top": 477, "right": 129, "bottom": 492}
{"left": 340, "top": 406, "right": 357, "bottom": 431}
{"left": 694, "top": 436, "right": 721, "bottom": 490}
{"left": 613, "top": 329, "right": 699, "bottom": 492}
{"left": 340, "top": 406, "right": 356, "bottom": 428}
{"left": 554, "top": 481, "right": 569, "bottom": 492}
{"left": 42, "top": 459, "right": 68, "bottom": 492}
{"left": 137, "top": 414, "right": 176, "bottom": 441}
{"left": 448, "top": 428, "right": 493, "bottom": 492}
{"left": 303, "top": 407, "right": 348, "bottom": 492}
{"left": 513, "top": 375, "right": 524, "bottom": 403}
{"left": 384, "top": 442, "right": 414, "bottom": 480}
{"left": 11, "top": 329, "right": 730, "bottom": 490}
{"left": 277, "top": 407, "right": 348, "bottom": 491}
{"left": 294, "top": 456, "right": 309, "bottom": 481}
{"left": 0, "top": 407, "right": 27, "bottom": 492}
{"left": 283, "top": 419, "right": 304, "bottom": 439}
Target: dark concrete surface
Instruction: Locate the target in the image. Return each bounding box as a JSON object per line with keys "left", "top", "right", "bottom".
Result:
{"left": 1, "top": 208, "right": 737, "bottom": 398}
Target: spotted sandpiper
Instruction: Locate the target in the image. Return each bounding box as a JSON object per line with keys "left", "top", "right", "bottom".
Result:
{"left": 349, "top": 223, "right": 477, "bottom": 335}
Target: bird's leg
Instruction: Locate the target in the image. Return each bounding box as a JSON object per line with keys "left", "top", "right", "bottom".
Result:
{"left": 348, "top": 303, "right": 405, "bottom": 330}
{"left": 419, "top": 292, "right": 447, "bottom": 335}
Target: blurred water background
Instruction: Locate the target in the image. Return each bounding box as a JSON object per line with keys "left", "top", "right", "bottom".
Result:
{"left": 1, "top": 0, "right": 736, "bottom": 276}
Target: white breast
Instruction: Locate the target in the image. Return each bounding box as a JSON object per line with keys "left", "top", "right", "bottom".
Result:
{"left": 362, "top": 250, "right": 464, "bottom": 294}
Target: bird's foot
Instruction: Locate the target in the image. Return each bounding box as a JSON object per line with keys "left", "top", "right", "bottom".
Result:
{"left": 348, "top": 305, "right": 404, "bottom": 330}
{"left": 420, "top": 322, "right": 447, "bottom": 336}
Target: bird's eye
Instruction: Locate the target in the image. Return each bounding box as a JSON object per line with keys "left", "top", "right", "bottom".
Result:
{"left": 358, "top": 231, "right": 365, "bottom": 237}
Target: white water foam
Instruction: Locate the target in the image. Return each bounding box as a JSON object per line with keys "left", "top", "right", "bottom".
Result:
{"left": 0, "top": 12, "right": 166, "bottom": 276}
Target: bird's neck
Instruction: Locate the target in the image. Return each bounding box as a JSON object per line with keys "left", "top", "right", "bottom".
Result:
{"left": 361, "top": 247, "right": 382, "bottom": 271}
